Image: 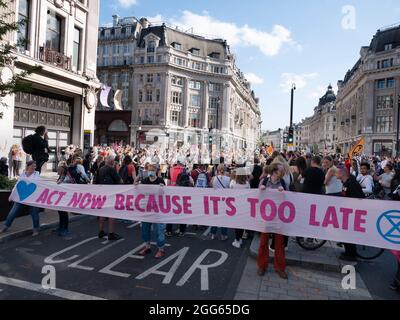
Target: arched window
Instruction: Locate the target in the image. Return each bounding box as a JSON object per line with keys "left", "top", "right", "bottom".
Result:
{"left": 108, "top": 120, "right": 128, "bottom": 132}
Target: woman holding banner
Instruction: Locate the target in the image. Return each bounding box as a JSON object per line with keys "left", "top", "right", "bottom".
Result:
{"left": 1, "top": 161, "right": 41, "bottom": 236}
{"left": 257, "top": 163, "right": 288, "bottom": 279}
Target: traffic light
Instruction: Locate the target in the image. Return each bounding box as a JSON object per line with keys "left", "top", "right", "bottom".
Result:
{"left": 209, "top": 135, "right": 213, "bottom": 144}
{"left": 288, "top": 127, "right": 294, "bottom": 144}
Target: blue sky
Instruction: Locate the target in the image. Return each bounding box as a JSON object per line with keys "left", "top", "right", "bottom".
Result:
{"left": 99, "top": 0, "right": 400, "bottom": 130}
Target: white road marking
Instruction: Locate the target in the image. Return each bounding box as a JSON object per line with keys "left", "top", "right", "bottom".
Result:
{"left": 99, "top": 242, "right": 171, "bottom": 278}
{"left": 0, "top": 275, "right": 105, "bottom": 300}
{"left": 176, "top": 249, "right": 228, "bottom": 291}
{"left": 202, "top": 227, "right": 211, "bottom": 237}
{"left": 44, "top": 237, "right": 98, "bottom": 264}
{"left": 127, "top": 222, "right": 141, "bottom": 229}
{"left": 135, "top": 247, "right": 189, "bottom": 284}
{"left": 68, "top": 239, "right": 125, "bottom": 271}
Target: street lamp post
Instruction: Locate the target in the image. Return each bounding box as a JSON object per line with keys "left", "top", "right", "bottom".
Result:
{"left": 290, "top": 83, "right": 296, "bottom": 128}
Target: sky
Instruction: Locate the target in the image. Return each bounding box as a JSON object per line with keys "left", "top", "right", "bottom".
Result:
{"left": 99, "top": 0, "right": 400, "bottom": 131}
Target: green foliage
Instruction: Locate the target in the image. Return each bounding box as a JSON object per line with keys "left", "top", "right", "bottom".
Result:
{"left": 0, "top": 0, "right": 41, "bottom": 98}
{"left": 0, "top": 174, "right": 17, "bottom": 191}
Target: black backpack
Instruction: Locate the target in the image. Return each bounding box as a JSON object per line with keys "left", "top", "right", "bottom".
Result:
{"left": 22, "top": 135, "right": 34, "bottom": 155}
{"left": 177, "top": 170, "right": 191, "bottom": 187}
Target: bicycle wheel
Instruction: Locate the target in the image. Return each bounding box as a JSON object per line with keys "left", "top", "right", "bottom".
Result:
{"left": 356, "top": 245, "right": 385, "bottom": 260}
{"left": 296, "top": 237, "right": 327, "bottom": 250}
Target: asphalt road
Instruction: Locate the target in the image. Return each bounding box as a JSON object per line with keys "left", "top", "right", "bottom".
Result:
{"left": 0, "top": 217, "right": 250, "bottom": 300}
{"left": 357, "top": 251, "right": 400, "bottom": 300}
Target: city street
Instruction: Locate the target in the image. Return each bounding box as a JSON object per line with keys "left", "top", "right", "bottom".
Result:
{"left": 0, "top": 217, "right": 249, "bottom": 300}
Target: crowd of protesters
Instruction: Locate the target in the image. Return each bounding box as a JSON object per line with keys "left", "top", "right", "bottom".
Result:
{"left": 0, "top": 125, "right": 399, "bottom": 292}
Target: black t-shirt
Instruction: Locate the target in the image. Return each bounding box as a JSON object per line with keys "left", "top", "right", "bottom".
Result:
{"left": 142, "top": 177, "right": 165, "bottom": 185}
{"left": 250, "top": 164, "right": 262, "bottom": 189}
{"left": 343, "top": 175, "right": 365, "bottom": 199}
{"left": 302, "top": 167, "right": 325, "bottom": 195}
{"left": 97, "top": 165, "right": 122, "bottom": 185}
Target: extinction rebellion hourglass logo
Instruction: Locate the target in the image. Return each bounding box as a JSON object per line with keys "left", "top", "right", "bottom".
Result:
{"left": 376, "top": 211, "right": 400, "bottom": 245}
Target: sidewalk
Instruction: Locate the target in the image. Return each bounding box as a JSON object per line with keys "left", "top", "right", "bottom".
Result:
{"left": 234, "top": 234, "right": 373, "bottom": 300}
{"left": 0, "top": 210, "right": 86, "bottom": 243}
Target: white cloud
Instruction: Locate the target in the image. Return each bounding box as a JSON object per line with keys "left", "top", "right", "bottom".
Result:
{"left": 244, "top": 73, "right": 264, "bottom": 85}
{"left": 147, "top": 14, "right": 164, "bottom": 24}
{"left": 118, "top": 0, "right": 137, "bottom": 8}
{"left": 166, "top": 11, "right": 300, "bottom": 57}
{"left": 280, "top": 72, "right": 319, "bottom": 92}
{"left": 308, "top": 85, "right": 327, "bottom": 100}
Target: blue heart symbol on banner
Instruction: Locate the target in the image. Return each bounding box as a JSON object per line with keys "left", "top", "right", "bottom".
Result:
{"left": 16, "top": 181, "right": 37, "bottom": 201}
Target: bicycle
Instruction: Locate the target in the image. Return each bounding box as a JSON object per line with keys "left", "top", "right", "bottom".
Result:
{"left": 295, "top": 237, "right": 385, "bottom": 260}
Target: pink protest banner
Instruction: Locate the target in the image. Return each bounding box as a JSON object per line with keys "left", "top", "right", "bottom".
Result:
{"left": 9, "top": 178, "right": 400, "bottom": 251}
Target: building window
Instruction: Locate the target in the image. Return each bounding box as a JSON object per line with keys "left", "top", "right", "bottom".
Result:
{"left": 172, "top": 92, "right": 182, "bottom": 104}
{"left": 146, "top": 90, "right": 153, "bottom": 102}
{"left": 209, "top": 83, "right": 222, "bottom": 92}
{"left": 46, "top": 11, "right": 63, "bottom": 52}
{"left": 147, "top": 56, "right": 154, "bottom": 63}
{"left": 174, "top": 57, "right": 186, "bottom": 66}
{"left": 147, "top": 41, "right": 156, "bottom": 52}
{"left": 377, "top": 95, "right": 394, "bottom": 109}
{"left": 138, "top": 90, "right": 143, "bottom": 102}
{"left": 172, "top": 76, "right": 183, "bottom": 86}
{"left": 382, "top": 59, "right": 393, "bottom": 69}
{"left": 157, "top": 55, "right": 162, "bottom": 63}
{"left": 147, "top": 74, "right": 153, "bottom": 83}
{"left": 209, "top": 97, "right": 219, "bottom": 109}
{"left": 156, "top": 73, "right": 161, "bottom": 82}
{"left": 190, "top": 94, "right": 200, "bottom": 107}
{"left": 172, "top": 42, "right": 182, "bottom": 50}
{"left": 189, "top": 80, "right": 201, "bottom": 90}
{"left": 171, "top": 111, "right": 180, "bottom": 126}
{"left": 190, "top": 48, "right": 200, "bottom": 56}
{"left": 209, "top": 52, "right": 220, "bottom": 59}
{"left": 189, "top": 113, "right": 199, "bottom": 128}
{"left": 17, "top": 0, "right": 30, "bottom": 52}
{"left": 72, "top": 27, "right": 81, "bottom": 70}
{"left": 156, "top": 89, "right": 160, "bottom": 102}
{"left": 387, "top": 78, "right": 395, "bottom": 88}
{"left": 384, "top": 43, "right": 393, "bottom": 51}
{"left": 192, "top": 62, "right": 203, "bottom": 70}
{"left": 376, "top": 116, "right": 393, "bottom": 133}
{"left": 377, "top": 79, "right": 386, "bottom": 89}
{"left": 140, "top": 56, "right": 145, "bottom": 64}
{"left": 208, "top": 114, "right": 217, "bottom": 129}
{"left": 211, "top": 65, "right": 224, "bottom": 74}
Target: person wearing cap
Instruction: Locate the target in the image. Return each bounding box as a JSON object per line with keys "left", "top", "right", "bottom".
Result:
{"left": 1, "top": 161, "right": 41, "bottom": 236}
{"left": 0, "top": 157, "right": 9, "bottom": 177}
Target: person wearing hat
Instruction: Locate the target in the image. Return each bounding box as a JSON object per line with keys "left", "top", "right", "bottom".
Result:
{"left": 0, "top": 157, "right": 8, "bottom": 177}
{"left": 1, "top": 161, "right": 41, "bottom": 236}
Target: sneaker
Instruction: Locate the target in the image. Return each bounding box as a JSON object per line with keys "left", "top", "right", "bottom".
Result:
{"left": 211, "top": 234, "right": 216, "bottom": 240}
{"left": 52, "top": 228, "right": 61, "bottom": 234}
{"left": 1, "top": 226, "right": 9, "bottom": 233}
{"left": 138, "top": 247, "right": 151, "bottom": 256}
{"left": 389, "top": 280, "right": 400, "bottom": 292}
{"left": 220, "top": 235, "right": 228, "bottom": 241}
{"left": 98, "top": 230, "right": 107, "bottom": 239}
{"left": 276, "top": 270, "right": 288, "bottom": 279}
{"left": 165, "top": 231, "right": 173, "bottom": 237}
{"left": 257, "top": 268, "right": 266, "bottom": 277}
{"left": 178, "top": 232, "right": 186, "bottom": 237}
{"left": 232, "top": 240, "right": 241, "bottom": 248}
{"left": 108, "top": 233, "right": 122, "bottom": 241}
{"left": 154, "top": 249, "right": 165, "bottom": 259}
{"left": 58, "top": 229, "right": 71, "bottom": 237}
{"left": 32, "top": 230, "right": 39, "bottom": 237}
{"left": 242, "top": 231, "right": 248, "bottom": 240}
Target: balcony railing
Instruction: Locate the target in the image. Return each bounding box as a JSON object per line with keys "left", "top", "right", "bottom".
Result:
{"left": 39, "top": 47, "right": 71, "bottom": 71}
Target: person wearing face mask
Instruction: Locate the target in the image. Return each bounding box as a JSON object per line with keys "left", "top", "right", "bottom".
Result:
{"left": 257, "top": 163, "right": 288, "bottom": 279}
{"left": 137, "top": 164, "right": 167, "bottom": 259}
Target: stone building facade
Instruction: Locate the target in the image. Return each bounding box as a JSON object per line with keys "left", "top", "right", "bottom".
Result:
{"left": 96, "top": 16, "right": 262, "bottom": 158}
{"left": 336, "top": 25, "right": 400, "bottom": 157}
{"left": 297, "top": 85, "right": 337, "bottom": 153}
{"left": 0, "top": 0, "right": 100, "bottom": 170}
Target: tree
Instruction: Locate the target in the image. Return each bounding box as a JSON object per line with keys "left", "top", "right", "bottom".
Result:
{"left": 0, "top": 0, "right": 41, "bottom": 99}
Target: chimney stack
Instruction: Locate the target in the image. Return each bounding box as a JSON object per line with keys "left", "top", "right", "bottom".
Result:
{"left": 112, "top": 14, "right": 120, "bottom": 27}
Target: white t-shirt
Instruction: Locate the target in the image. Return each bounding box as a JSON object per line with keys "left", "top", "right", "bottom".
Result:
{"left": 356, "top": 174, "right": 374, "bottom": 195}
{"left": 379, "top": 172, "right": 394, "bottom": 189}
{"left": 230, "top": 181, "right": 250, "bottom": 189}
{"left": 20, "top": 171, "right": 40, "bottom": 180}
